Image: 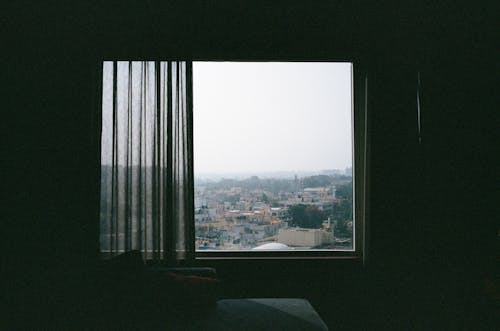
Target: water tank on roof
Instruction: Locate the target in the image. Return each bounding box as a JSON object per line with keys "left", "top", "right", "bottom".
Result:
{"left": 251, "top": 243, "right": 290, "bottom": 250}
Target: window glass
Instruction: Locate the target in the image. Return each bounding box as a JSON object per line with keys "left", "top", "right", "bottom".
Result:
{"left": 193, "top": 62, "right": 354, "bottom": 251}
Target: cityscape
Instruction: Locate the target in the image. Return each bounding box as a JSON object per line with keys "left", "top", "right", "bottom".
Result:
{"left": 192, "top": 62, "right": 354, "bottom": 251}
{"left": 195, "top": 168, "right": 353, "bottom": 251}
{"left": 100, "top": 167, "right": 354, "bottom": 253}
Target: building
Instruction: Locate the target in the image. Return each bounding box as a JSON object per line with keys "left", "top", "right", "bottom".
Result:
{"left": 277, "top": 227, "right": 333, "bottom": 247}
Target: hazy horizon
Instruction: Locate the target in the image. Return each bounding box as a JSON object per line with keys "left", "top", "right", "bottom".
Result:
{"left": 101, "top": 61, "right": 354, "bottom": 171}
{"left": 194, "top": 167, "right": 352, "bottom": 180}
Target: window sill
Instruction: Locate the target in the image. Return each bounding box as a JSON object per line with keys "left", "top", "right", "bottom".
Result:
{"left": 195, "top": 251, "right": 361, "bottom": 261}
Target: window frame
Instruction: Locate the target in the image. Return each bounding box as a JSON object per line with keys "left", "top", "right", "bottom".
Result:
{"left": 191, "top": 60, "right": 369, "bottom": 261}
{"left": 96, "top": 59, "right": 369, "bottom": 262}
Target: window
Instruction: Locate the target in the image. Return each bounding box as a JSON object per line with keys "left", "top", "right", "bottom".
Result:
{"left": 99, "top": 61, "right": 367, "bottom": 260}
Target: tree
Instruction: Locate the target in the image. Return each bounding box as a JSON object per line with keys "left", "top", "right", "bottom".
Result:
{"left": 225, "top": 194, "right": 240, "bottom": 205}
{"left": 334, "top": 199, "right": 352, "bottom": 221}
{"left": 288, "top": 204, "right": 307, "bottom": 227}
{"left": 261, "top": 193, "right": 269, "bottom": 203}
{"left": 332, "top": 199, "right": 352, "bottom": 238}
{"left": 335, "top": 182, "right": 352, "bottom": 199}
{"left": 334, "top": 219, "right": 350, "bottom": 238}
{"left": 302, "top": 175, "right": 332, "bottom": 188}
{"left": 246, "top": 176, "right": 261, "bottom": 190}
{"left": 288, "top": 204, "right": 325, "bottom": 228}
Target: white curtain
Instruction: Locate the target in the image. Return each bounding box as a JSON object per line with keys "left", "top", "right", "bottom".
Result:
{"left": 100, "top": 61, "right": 194, "bottom": 261}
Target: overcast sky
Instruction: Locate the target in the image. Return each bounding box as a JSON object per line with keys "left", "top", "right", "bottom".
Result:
{"left": 193, "top": 62, "right": 353, "bottom": 175}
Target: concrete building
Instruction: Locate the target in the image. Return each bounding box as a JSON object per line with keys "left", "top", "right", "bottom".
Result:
{"left": 277, "top": 227, "right": 333, "bottom": 247}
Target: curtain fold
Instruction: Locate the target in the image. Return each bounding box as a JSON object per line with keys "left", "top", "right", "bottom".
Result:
{"left": 100, "top": 61, "right": 194, "bottom": 262}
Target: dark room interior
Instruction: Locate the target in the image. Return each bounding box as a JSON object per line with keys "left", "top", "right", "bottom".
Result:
{"left": 4, "top": 1, "right": 498, "bottom": 330}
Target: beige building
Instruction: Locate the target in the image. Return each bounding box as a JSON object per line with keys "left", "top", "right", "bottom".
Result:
{"left": 277, "top": 227, "right": 333, "bottom": 247}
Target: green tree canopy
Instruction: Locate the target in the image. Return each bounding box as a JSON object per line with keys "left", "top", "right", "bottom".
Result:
{"left": 261, "top": 193, "right": 269, "bottom": 203}
{"left": 302, "top": 175, "right": 332, "bottom": 188}
{"left": 288, "top": 204, "right": 326, "bottom": 228}
{"left": 335, "top": 182, "right": 352, "bottom": 199}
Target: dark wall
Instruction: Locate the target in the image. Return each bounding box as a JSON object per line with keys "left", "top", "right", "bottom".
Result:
{"left": 5, "top": 1, "right": 497, "bottom": 329}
